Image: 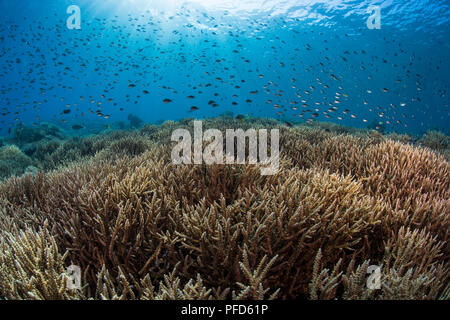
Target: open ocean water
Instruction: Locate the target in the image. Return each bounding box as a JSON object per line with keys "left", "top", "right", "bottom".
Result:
{"left": 0, "top": 0, "right": 449, "bottom": 136}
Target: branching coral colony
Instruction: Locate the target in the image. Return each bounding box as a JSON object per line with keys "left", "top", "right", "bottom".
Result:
{"left": 0, "top": 117, "right": 448, "bottom": 300}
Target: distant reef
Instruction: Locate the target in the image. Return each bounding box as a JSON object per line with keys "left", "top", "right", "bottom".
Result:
{"left": 0, "top": 116, "right": 448, "bottom": 299}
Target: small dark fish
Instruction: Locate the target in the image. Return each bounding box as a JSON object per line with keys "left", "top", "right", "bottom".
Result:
{"left": 63, "top": 109, "right": 71, "bottom": 114}
{"left": 163, "top": 99, "right": 172, "bottom": 104}
{"left": 72, "top": 124, "right": 84, "bottom": 130}
{"left": 235, "top": 114, "right": 245, "bottom": 120}
{"left": 190, "top": 106, "right": 199, "bottom": 111}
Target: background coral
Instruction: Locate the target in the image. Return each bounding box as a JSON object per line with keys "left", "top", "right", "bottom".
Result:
{"left": 419, "top": 130, "right": 450, "bottom": 160}
{"left": 0, "top": 145, "right": 33, "bottom": 179}
{"left": 419, "top": 130, "right": 449, "bottom": 151}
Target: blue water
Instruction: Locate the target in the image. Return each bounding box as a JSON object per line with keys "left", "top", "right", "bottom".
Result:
{"left": 0, "top": 0, "right": 449, "bottom": 136}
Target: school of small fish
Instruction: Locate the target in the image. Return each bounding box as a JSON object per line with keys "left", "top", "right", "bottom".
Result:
{"left": 0, "top": 7, "right": 448, "bottom": 134}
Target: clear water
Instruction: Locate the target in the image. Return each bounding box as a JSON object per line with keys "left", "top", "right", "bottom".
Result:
{"left": 0, "top": 0, "right": 449, "bottom": 136}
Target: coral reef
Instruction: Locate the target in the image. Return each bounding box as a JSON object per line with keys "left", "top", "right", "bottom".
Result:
{"left": 0, "top": 117, "right": 448, "bottom": 300}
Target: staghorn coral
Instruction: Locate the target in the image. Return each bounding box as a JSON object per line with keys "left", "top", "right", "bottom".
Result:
{"left": 281, "top": 128, "right": 450, "bottom": 245}
{"left": 0, "top": 117, "right": 448, "bottom": 300}
{"left": 309, "top": 226, "right": 449, "bottom": 300}
{"left": 0, "top": 224, "right": 84, "bottom": 300}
